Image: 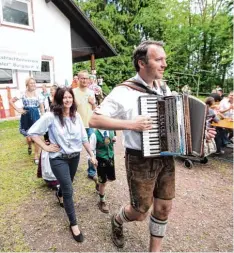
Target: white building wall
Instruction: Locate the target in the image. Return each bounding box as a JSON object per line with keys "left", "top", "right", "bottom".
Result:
{"left": 0, "top": 0, "right": 73, "bottom": 114}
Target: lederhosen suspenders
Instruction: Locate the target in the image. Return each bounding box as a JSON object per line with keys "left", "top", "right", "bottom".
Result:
{"left": 117, "top": 80, "right": 167, "bottom": 96}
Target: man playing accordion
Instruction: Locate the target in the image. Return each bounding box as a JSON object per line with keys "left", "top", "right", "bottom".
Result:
{"left": 89, "top": 40, "right": 216, "bottom": 252}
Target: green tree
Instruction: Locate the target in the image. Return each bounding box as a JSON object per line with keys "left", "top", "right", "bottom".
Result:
{"left": 74, "top": 0, "right": 233, "bottom": 94}
{"left": 133, "top": 0, "right": 233, "bottom": 92}
{"left": 74, "top": 0, "right": 144, "bottom": 88}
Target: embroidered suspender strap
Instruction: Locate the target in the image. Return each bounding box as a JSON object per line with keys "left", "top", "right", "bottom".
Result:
{"left": 117, "top": 80, "right": 158, "bottom": 95}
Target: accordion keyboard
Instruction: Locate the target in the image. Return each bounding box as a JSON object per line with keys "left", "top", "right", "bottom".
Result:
{"left": 139, "top": 96, "right": 160, "bottom": 157}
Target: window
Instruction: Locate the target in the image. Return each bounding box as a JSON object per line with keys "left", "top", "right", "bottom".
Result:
{"left": 0, "top": 0, "right": 33, "bottom": 29}
{"left": 32, "top": 61, "right": 53, "bottom": 84}
{"left": 0, "top": 68, "right": 13, "bottom": 84}
{"left": 0, "top": 68, "right": 17, "bottom": 87}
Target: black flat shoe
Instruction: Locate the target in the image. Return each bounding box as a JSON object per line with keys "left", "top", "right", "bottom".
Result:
{"left": 70, "top": 226, "right": 84, "bottom": 242}
{"left": 55, "top": 191, "right": 64, "bottom": 208}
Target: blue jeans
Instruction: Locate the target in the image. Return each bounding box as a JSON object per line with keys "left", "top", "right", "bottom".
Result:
{"left": 86, "top": 128, "right": 96, "bottom": 178}
{"left": 50, "top": 155, "right": 80, "bottom": 226}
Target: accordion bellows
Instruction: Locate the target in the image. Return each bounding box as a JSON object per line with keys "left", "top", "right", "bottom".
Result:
{"left": 139, "top": 94, "right": 207, "bottom": 158}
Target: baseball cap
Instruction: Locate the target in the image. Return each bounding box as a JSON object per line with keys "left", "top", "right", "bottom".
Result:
{"left": 216, "top": 87, "right": 222, "bottom": 91}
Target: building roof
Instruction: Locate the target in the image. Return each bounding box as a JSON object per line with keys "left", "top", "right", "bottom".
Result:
{"left": 48, "top": 0, "right": 117, "bottom": 62}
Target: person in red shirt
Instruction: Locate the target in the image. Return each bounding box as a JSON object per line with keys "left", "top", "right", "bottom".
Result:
{"left": 71, "top": 75, "right": 79, "bottom": 88}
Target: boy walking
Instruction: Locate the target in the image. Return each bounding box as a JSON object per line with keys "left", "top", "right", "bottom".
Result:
{"left": 89, "top": 129, "right": 116, "bottom": 213}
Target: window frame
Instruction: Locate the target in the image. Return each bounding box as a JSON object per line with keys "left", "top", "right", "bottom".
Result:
{"left": 0, "top": 68, "right": 17, "bottom": 88}
{"left": 31, "top": 58, "right": 54, "bottom": 87}
{"left": 0, "top": 0, "right": 34, "bottom": 30}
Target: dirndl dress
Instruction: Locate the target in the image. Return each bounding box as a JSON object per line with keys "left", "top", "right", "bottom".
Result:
{"left": 19, "top": 95, "right": 41, "bottom": 137}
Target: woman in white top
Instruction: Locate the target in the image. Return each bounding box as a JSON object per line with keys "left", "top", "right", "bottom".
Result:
{"left": 28, "top": 87, "right": 97, "bottom": 243}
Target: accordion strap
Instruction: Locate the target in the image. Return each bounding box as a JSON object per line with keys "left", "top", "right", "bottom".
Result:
{"left": 117, "top": 80, "right": 158, "bottom": 95}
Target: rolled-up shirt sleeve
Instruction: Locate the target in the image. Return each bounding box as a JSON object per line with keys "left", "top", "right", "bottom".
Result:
{"left": 94, "top": 87, "right": 126, "bottom": 119}
{"left": 28, "top": 112, "right": 53, "bottom": 136}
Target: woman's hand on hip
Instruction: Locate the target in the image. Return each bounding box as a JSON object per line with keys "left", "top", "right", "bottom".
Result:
{"left": 44, "top": 144, "right": 60, "bottom": 153}
{"left": 18, "top": 108, "right": 27, "bottom": 115}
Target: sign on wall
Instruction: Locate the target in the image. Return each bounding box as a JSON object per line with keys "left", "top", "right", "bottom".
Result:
{"left": 0, "top": 48, "right": 41, "bottom": 71}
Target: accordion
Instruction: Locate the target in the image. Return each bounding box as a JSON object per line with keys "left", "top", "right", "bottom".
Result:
{"left": 138, "top": 94, "right": 207, "bottom": 157}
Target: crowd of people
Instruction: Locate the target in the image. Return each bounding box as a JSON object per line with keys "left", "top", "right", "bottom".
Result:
{"left": 10, "top": 40, "right": 223, "bottom": 252}
{"left": 205, "top": 88, "right": 233, "bottom": 154}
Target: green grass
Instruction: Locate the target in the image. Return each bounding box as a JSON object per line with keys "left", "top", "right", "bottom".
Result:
{"left": 0, "top": 120, "right": 43, "bottom": 251}
{"left": 0, "top": 120, "right": 42, "bottom": 208}
{"left": 0, "top": 120, "right": 20, "bottom": 129}
{"left": 0, "top": 120, "right": 93, "bottom": 251}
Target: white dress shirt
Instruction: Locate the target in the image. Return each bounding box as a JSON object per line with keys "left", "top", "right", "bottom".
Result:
{"left": 95, "top": 74, "right": 171, "bottom": 150}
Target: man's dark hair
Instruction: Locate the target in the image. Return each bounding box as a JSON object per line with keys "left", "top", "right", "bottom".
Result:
{"left": 52, "top": 87, "right": 77, "bottom": 126}
{"left": 133, "top": 40, "right": 164, "bottom": 72}
{"left": 205, "top": 97, "right": 215, "bottom": 106}
{"left": 209, "top": 92, "right": 222, "bottom": 102}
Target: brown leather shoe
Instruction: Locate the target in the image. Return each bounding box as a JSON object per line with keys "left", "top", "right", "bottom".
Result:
{"left": 98, "top": 201, "right": 109, "bottom": 213}
{"left": 111, "top": 214, "right": 125, "bottom": 248}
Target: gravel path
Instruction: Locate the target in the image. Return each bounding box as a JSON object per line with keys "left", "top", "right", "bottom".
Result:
{"left": 2, "top": 132, "right": 233, "bottom": 252}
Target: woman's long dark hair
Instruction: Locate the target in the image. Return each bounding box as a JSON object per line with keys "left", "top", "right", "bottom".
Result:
{"left": 52, "top": 87, "right": 77, "bottom": 126}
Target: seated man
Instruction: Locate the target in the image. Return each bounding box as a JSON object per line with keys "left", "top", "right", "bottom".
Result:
{"left": 216, "top": 87, "right": 224, "bottom": 100}
{"left": 209, "top": 89, "right": 222, "bottom": 103}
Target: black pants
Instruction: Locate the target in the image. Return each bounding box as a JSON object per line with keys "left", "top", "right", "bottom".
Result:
{"left": 215, "top": 128, "right": 229, "bottom": 152}
{"left": 50, "top": 154, "right": 80, "bottom": 226}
